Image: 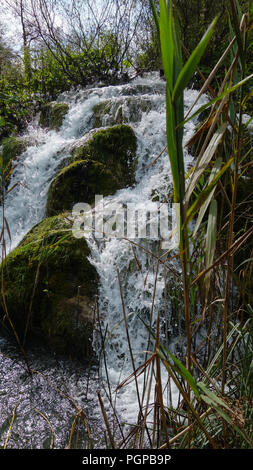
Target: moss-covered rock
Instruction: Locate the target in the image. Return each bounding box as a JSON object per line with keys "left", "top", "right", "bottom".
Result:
{"left": 46, "top": 159, "right": 119, "bottom": 216}
{"left": 72, "top": 124, "right": 137, "bottom": 187}
{"left": 92, "top": 97, "right": 153, "bottom": 128}
{"left": 0, "top": 137, "right": 31, "bottom": 198}
{"left": 1, "top": 214, "right": 98, "bottom": 357}
{"left": 1, "top": 136, "right": 29, "bottom": 167}
{"left": 39, "top": 102, "right": 69, "bottom": 130}
{"left": 93, "top": 101, "right": 112, "bottom": 128}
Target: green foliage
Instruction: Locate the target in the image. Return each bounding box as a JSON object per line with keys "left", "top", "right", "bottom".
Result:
{"left": 174, "top": 1, "right": 229, "bottom": 76}
{"left": 135, "top": 24, "right": 161, "bottom": 72}
{"left": 31, "top": 47, "right": 73, "bottom": 100}
{"left": 145, "top": 1, "right": 252, "bottom": 86}
{"left": 0, "top": 28, "right": 33, "bottom": 139}
{"left": 1, "top": 136, "right": 28, "bottom": 166}
{"left": 30, "top": 31, "right": 127, "bottom": 99}
{"left": 0, "top": 80, "right": 33, "bottom": 140}
{"left": 0, "top": 28, "right": 132, "bottom": 139}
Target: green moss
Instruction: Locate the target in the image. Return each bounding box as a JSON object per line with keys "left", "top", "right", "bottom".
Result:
{"left": 93, "top": 100, "right": 112, "bottom": 128}
{"left": 46, "top": 159, "right": 119, "bottom": 216}
{"left": 1, "top": 214, "right": 98, "bottom": 357}
{"left": 39, "top": 102, "right": 69, "bottom": 130}
{"left": 1, "top": 136, "right": 28, "bottom": 167}
{"left": 72, "top": 124, "right": 137, "bottom": 187}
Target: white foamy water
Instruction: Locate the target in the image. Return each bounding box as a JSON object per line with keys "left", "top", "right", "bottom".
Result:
{"left": 0, "top": 73, "right": 208, "bottom": 446}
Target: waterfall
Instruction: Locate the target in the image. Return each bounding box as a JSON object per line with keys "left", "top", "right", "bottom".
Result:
{"left": 0, "top": 72, "right": 208, "bottom": 447}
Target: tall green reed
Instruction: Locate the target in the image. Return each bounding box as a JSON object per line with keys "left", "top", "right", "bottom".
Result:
{"left": 150, "top": 0, "right": 218, "bottom": 378}
{"left": 146, "top": 0, "right": 253, "bottom": 448}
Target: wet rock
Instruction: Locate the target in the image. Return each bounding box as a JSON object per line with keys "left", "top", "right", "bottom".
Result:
{"left": 39, "top": 102, "right": 69, "bottom": 130}
{"left": 0, "top": 136, "right": 32, "bottom": 197}
{"left": 1, "top": 136, "right": 30, "bottom": 167}
{"left": 92, "top": 97, "right": 153, "bottom": 128}
{"left": 46, "top": 159, "right": 119, "bottom": 216}
{"left": 72, "top": 124, "right": 137, "bottom": 187}
{"left": 1, "top": 214, "right": 98, "bottom": 357}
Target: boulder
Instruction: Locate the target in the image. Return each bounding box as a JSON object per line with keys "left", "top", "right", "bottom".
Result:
{"left": 39, "top": 102, "right": 69, "bottom": 130}
{"left": 92, "top": 97, "right": 153, "bottom": 128}
{"left": 72, "top": 124, "right": 137, "bottom": 187}
{"left": 46, "top": 124, "right": 137, "bottom": 216}
{"left": 46, "top": 159, "right": 119, "bottom": 216}
{"left": 1, "top": 136, "right": 29, "bottom": 167}
{"left": 1, "top": 214, "right": 98, "bottom": 357}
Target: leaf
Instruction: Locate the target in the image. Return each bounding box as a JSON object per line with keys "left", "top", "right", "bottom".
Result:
{"left": 247, "top": 304, "right": 253, "bottom": 317}
{"left": 185, "top": 156, "right": 234, "bottom": 227}
{"left": 172, "top": 10, "right": 183, "bottom": 86}
{"left": 5, "top": 182, "right": 20, "bottom": 195}
{"left": 4, "top": 216, "right": 12, "bottom": 243}
{"left": 180, "top": 73, "right": 253, "bottom": 128}
{"left": 150, "top": 0, "right": 160, "bottom": 36}
{"left": 230, "top": 0, "right": 245, "bottom": 67}
{"left": 185, "top": 124, "right": 226, "bottom": 204}
{"left": 204, "top": 199, "right": 217, "bottom": 291}
{"left": 198, "top": 382, "right": 231, "bottom": 411}
{"left": 172, "top": 18, "right": 218, "bottom": 102}
{"left": 193, "top": 158, "right": 222, "bottom": 236}
{"left": 159, "top": 0, "right": 174, "bottom": 92}
{"left": 3, "top": 164, "right": 18, "bottom": 183}
{"left": 235, "top": 0, "right": 243, "bottom": 20}
{"left": 158, "top": 346, "right": 200, "bottom": 398}
{"left": 200, "top": 393, "right": 252, "bottom": 446}
{"left": 165, "top": 85, "right": 180, "bottom": 201}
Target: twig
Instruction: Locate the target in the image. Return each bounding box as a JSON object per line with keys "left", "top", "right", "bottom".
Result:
{"left": 97, "top": 391, "right": 116, "bottom": 449}
{"left": 4, "top": 401, "right": 20, "bottom": 449}
{"left": 33, "top": 408, "right": 55, "bottom": 449}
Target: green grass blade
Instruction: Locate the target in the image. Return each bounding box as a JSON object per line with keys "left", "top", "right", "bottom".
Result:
{"left": 193, "top": 158, "right": 222, "bottom": 237}
{"left": 172, "top": 9, "right": 183, "bottom": 85}
{"left": 165, "top": 85, "right": 180, "bottom": 201}
{"left": 235, "top": 0, "right": 243, "bottom": 20}
{"left": 200, "top": 394, "right": 252, "bottom": 446}
{"left": 158, "top": 345, "right": 200, "bottom": 399}
{"left": 205, "top": 200, "right": 217, "bottom": 268}
{"left": 150, "top": 0, "right": 160, "bottom": 36}
{"left": 229, "top": 0, "right": 245, "bottom": 68}
{"left": 198, "top": 382, "right": 231, "bottom": 410}
{"left": 160, "top": 0, "right": 174, "bottom": 92}
{"left": 172, "top": 18, "right": 218, "bottom": 102}
{"left": 204, "top": 199, "right": 217, "bottom": 292}
{"left": 172, "top": 13, "right": 185, "bottom": 200}
{"left": 206, "top": 322, "right": 241, "bottom": 377}
{"left": 185, "top": 124, "right": 226, "bottom": 204}
{"left": 180, "top": 72, "right": 253, "bottom": 127}
{"left": 185, "top": 156, "right": 234, "bottom": 227}
{"left": 173, "top": 10, "right": 184, "bottom": 150}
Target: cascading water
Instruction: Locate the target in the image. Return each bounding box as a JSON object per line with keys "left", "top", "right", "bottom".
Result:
{"left": 0, "top": 72, "right": 208, "bottom": 448}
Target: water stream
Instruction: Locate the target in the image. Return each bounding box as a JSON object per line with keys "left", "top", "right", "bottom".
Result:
{"left": 0, "top": 72, "right": 208, "bottom": 448}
